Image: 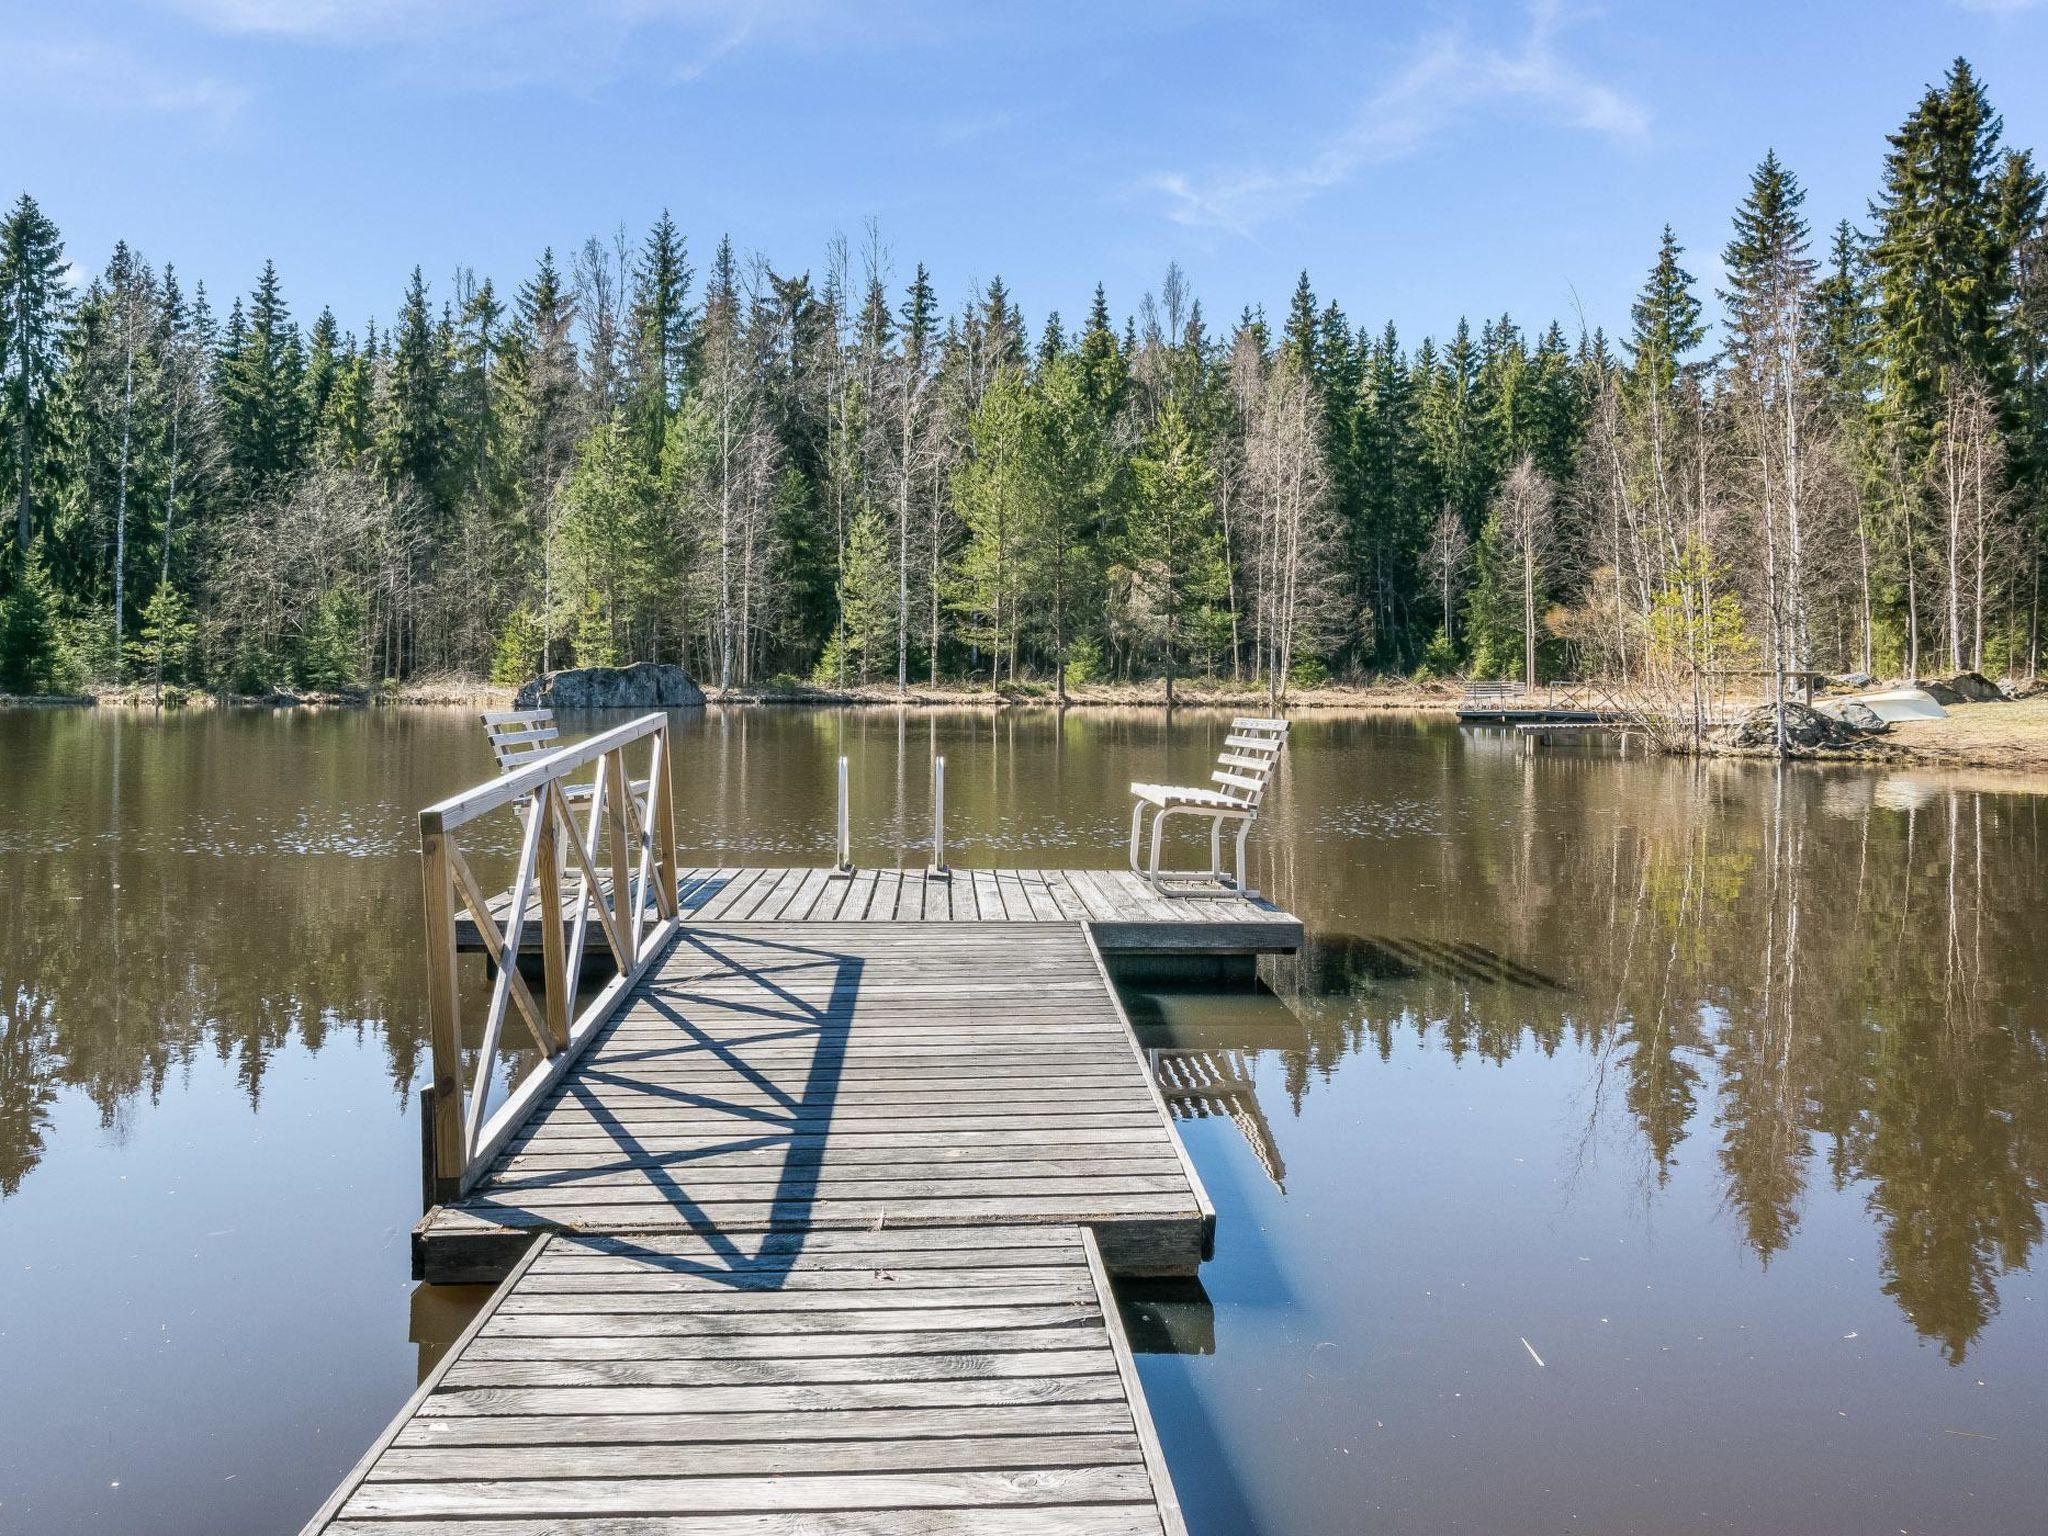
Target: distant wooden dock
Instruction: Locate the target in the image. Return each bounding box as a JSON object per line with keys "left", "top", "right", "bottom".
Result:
{"left": 1455, "top": 680, "right": 1626, "bottom": 726}
{"left": 305, "top": 712, "right": 1298, "bottom": 1532}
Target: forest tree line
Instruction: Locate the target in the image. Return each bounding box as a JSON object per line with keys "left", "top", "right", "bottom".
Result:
{"left": 2, "top": 58, "right": 2044, "bottom": 705}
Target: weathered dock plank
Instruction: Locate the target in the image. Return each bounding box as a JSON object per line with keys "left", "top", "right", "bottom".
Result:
{"left": 305, "top": 1228, "right": 1184, "bottom": 1536}
{"left": 458, "top": 867, "right": 1303, "bottom": 960}
{"left": 415, "top": 923, "right": 1213, "bottom": 1284}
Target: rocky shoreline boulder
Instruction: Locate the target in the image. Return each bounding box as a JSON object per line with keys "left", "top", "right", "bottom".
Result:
{"left": 1922, "top": 671, "right": 2006, "bottom": 705}
{"left": 514, "top": 663, "right": 706, "bottom": 710}
{"left": 1717, "top": 700, "right": 1885, "bottom": 751}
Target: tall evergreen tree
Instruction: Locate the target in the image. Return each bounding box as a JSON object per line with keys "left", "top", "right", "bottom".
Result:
{"left": 626, "top": 212, "right": 694, "bottom": 463}
{"left": 1869, "top": 58, "right": 2012, "bottom": 427}
{"left": 216, "top": 260, "right": 308, "bottom": 505}
{"left": 380, "top": 266, "right": 453, "bottom": 513}
{"left": 0, "top": 194, "right": 70, "bottom": 555}
{"left": 1124, "top": 396, "right": 1226, "bottom": 705}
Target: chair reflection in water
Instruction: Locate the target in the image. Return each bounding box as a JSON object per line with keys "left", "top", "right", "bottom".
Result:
{"left": 1149, "top": 1046, "right": 1286, "bottom": 1191}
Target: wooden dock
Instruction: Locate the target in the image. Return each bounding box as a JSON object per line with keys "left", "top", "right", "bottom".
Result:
{"left": 306, "top": 714, "right": 1293, "bottom": 1534}
{"left": 416, "top": 921, "right": 1214, "bottom": 1283}
{"left": 303, "top": 1227, "right": 1185, "bottom": 1535}
{"left": 460, "top": 864, "right": 1303, "bottom": 960}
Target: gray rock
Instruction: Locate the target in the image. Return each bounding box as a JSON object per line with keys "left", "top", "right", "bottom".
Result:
{"left": 1718, "top": 701, "right": 1874, "bottom": 751}
{"left": 1831, "top": 701, "right": 1887, "bottom": 733}
{"left": 515, "top": 663, "right": 706, "bottom": 710}
{"left": 1926, "top": 670, "right": 2005, "bottom": 704}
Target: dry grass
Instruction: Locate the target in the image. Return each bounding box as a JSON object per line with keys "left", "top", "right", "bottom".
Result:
{"left": 1877, "top": 694, "right": 2048, "bottom": 773}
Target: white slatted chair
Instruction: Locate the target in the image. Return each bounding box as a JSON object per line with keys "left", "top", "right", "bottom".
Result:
{"left": 481, "top": 710, "right": 650, "bottom": 816}
{"left": 1129, "top": 717, "right": 1289, "bottom": 897}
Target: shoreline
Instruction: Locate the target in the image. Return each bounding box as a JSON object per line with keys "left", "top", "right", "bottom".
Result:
{"left": 8, "top": 677, "right": 1474, "bottom": 713}
{"left": 8, "top": 678, "right": 2044, "bottom": 775}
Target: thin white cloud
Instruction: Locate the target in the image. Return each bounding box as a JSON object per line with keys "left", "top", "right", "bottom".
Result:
{"left": 156, "top": 0, "right": 832, "bottom": 90}
{"left": 6, "top": 36, "right": 247, "bottom": 131}
{"left": 1150, "top": 0, "right": 1648, "bottom": 236}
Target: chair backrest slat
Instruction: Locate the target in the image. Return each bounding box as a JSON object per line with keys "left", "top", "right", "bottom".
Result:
{"left": 1206, "top": 718, "right": 1288, "bottom": 810}
{"left": 483, "top": 708, "right": 563, "bottom": 776}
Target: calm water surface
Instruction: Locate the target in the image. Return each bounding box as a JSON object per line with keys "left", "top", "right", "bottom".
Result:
{"left": 0, "top": 706, "right": 2043, "bottom": 1534}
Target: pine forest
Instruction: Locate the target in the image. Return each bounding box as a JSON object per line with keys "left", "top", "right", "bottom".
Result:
{"left": 3, "top": 59, "right": 2044, "bottom": 713}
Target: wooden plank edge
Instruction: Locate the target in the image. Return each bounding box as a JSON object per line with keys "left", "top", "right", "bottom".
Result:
{"left": 414, "top": 1211, "right": 1203, "bottom": 1285}
{"left": 1080, "top": 924, "right": 1216, "bottom": 1263}
{"left": 300, "top": 1234, "right": 556, "bottom": 1534}
{"left": 1081, "top": 1226, "right": 1189, "bottom": 1536}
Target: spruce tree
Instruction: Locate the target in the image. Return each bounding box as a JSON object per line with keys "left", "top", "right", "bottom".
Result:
{"left": 0, "top": 539, "right": 61, "bottom": 692}
{"left": 1355, "top": 322, "right": 1425, "bottom": 663}
{"left": 217, "top": 261, "right": 308, "bottom": 504}
{"left": 1125, "top": 396, "right": 1226, "bottom": 706}
{"left": 1022, "top": 353, "right": 1109, "bottom": 702}
{"left": 1869, "top": 58, "right": 2011, "bottom": 427}
{"left": 895, "top": 263, "right": 940, "bottom": 691}
{"left": 828, "top": 500, "right": 893, "bottom": 684}
{"left": 1078, "top": 284, "right": 1126, "bottom": 414}
{"left": 452, "top": 276, "right": 509, "bottom": 503}
{"left": 1628, "top": 226, "right": 1707, "bottom": 396}
{"left": 381, "top": 266, "right": 454, "bottom": 514}
{"left": 54, "top": 242, "right": 164, "bottom": 677}
{"left": 1814, "top": 222, "right": 1876, "bottom": 407}
{"left": 305, "top": 307, "right": 341, "bottom": 425}
{"left": 320, "top": 338, "right": 376, "bottom": 466}
{"left": 1721, "top": 152, "right": 1819, "bottom": 388}
{"left": 626, "top": 212, "right": 693, "bottom": 463}
{"left": 0, "top": 194, "right": 71, "bottom": 554}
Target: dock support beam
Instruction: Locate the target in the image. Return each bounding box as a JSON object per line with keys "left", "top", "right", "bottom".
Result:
{"left": 930, "top": 755, "right": 949, "bottom": 877}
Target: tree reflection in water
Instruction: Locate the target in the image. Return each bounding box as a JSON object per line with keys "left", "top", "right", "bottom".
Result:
{"left": 1263, "top": 760, "right": 2046, "bottom": 1366}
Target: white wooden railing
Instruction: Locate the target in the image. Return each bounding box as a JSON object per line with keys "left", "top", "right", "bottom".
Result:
{"left": 418, "top": 712, "right": 679, "bottom": 1202}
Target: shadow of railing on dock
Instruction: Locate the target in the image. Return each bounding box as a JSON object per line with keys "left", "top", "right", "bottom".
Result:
{"left": 462, "top": 927, "right": 864, "bottom": 1281}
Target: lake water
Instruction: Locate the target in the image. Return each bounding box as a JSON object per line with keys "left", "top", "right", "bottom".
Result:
{"left": 0, "top": 706, "right": 2043, "bottom": 1535}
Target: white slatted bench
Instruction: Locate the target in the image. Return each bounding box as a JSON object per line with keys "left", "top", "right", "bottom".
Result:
{"left": 1128, "top": 716, "right": 1289, "bottom": 898}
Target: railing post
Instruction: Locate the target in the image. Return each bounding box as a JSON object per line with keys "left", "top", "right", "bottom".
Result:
{"left": 419, "top": 819, "right": 467, "bottom": 1204}
{"left": 603, "top": 748, "right": 634, "bottom": 947}
{"left": 930, "top": 755, "right": 949, "bottom": 877}
{"left": 651, "top": 724, "right": 680, "bottom": 920}
{"left": 832, "top": 754, "right": 853, "bottom": 876}
{"left": 533, "top": 789, "right": 569, "bottom": 1053}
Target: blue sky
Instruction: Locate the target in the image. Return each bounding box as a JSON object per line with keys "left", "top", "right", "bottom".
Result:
{"left": 6, "top": 1, "right": 2048, "bottom": 349}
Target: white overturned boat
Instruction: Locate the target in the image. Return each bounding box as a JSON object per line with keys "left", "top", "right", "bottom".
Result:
{"left": 1832, "top": 687, "right": 1948, "bottom": 723}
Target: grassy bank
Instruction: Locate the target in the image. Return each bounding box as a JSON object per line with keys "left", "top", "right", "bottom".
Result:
{"left": 1855, "top": 694, "right": 2048, "bottom": 772}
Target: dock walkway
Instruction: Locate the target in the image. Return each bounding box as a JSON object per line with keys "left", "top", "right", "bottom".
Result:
{"left": 416, "top": 921, "right": 1216, "bottom": 1283}
{"left": 304, "top": 1226, "right": 1184, "bottom": 1535}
